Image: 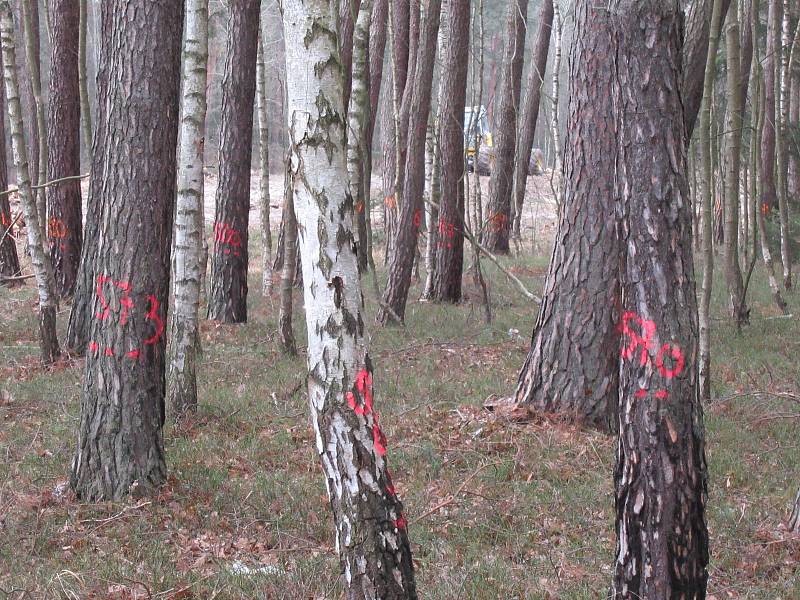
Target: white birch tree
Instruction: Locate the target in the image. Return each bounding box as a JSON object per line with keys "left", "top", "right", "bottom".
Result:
{"left": 256, "top": 28, "right": 273, "bottom": 296}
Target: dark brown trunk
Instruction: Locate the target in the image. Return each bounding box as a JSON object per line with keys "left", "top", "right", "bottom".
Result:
{"left": 378, "top": 0, "right": 440, "bottom": 324}
{"left": 512, "top": 0, "right": 553, "bottom": 239}
{"left": 761, "top": 0, "right": 781, "bottom": 210}
{"left": 514, "top": 0, "right": 620, "bottom": 433}
{"left": 46, "top": 0, "right": 82, "bottom": 297}
{"left": 0, "top": 48, "right": 19, "bottom": 282}
{"left": 207, "top": 0, "right": 260, "bottom": 323}
{"left": 430, "top": 0, "right": 468, "bottom": 302}
{"left": 278, "top": 157, "right": 298, "bottom": 356}
{"left": 70, "top": 0, "right": 182, "bottom": 501}
{"left": 682, "top": 0, "right": 732, "bottom": 137}
{"left": 369, "top": 0, "right": 388, "bottom": 131}
{"left": 611, "top": 1, "right": 709, "bottom": 596}
{"left": 484, "top": 0, "right": 529, "bottom": 254}
{"left": 340, "top": 0, "right": 362, "bottom": 114}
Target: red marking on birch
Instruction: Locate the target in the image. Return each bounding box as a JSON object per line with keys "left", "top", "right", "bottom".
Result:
{"left": 655, "top": 343, "right": 685, "bottom": 379}
{"left": 620, "top": 311, "right": 656, "bottom": 366}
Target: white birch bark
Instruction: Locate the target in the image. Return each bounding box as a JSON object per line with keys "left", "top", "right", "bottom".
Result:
{"left": 168, "top": 0, "right": 208, "bottom": 416}
{"left": 0, "top": 0, "right": 59, "bottom": 363}
{"left": 777, "top": 0, "right": 791, "bottom": 289}
{"left": 256, "top": 30, "right": 272, "bottom": 296}
{"left": 550, "top": 0, "right": 563, "bottom": 178}
{"left": 282, "top": 0, "right": 417, "bottom": 596}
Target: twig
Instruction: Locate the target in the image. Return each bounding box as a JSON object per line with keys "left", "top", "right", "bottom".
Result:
{"left": 0, "top": 173, "right": 89, "bottom": 199}
{"left": 79, "top": 500, "right": 151, "bottom": 527}
{"left": 0, "top": 210, "right": 23, "bottom": 247}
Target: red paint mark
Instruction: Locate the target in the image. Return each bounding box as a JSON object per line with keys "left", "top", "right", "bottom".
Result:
{"left": 655, "top": 390, "right": 669, "bottom": 400}
{"left": 488, "top": 212, "right": 508, "bottom": 233}
{"left": 413, "top": 209, "right": 422, "bottom": 229}
{"left": 214, "top": 222, "right": 243, "bottom": 258}
{"left": 89, "top": 341, "right": 99, "bottom": 354}
{"left": 655, "top": 343, "right": 685, "bottom": 379}
{"left": 126, "top": 349, "right": 141, "bottom": 360}
{"left": 620, "top": 311, "right": 656, "bottom": 366}
{"left": 143, "top": 295, "right": 164, "bottom": 345}
{"left": 95, "top": 275, "right": 112, "bottom": 320}
{"left": 104, "top": 348, "right": 115, "bottom": 357}
{"left": 761, "top": 202, "right": 770, "bottom": 215}
{"left": 392, "top": 514, "right": 408, "bottom": 530}
{"left": 355, "top": 200, "right": 364, "bottom": 214}
{"left": 48, "top": 217, "right": 67, "bottom": 240}
{"left": 384, "top": 195, "right": 396, "bottom": 209}
{"left": 0, "top": 211, "right": 10, "bottom": 228}
{"left": 635, "top": 388, "right": 648, "bottom": 399}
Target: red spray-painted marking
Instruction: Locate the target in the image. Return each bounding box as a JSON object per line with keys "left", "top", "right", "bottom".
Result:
{"left": 48, "top": 217, "right": 67, "bottom": 240}
{"left": 392, "top": 514, "right": 408, "bottom": 530}
{"left": 89, "top": 341, "right": 99, "bottom": 354}
{"left": 656, "top": 343, "right": 685, "bottom": 379}
{"left": 214, "top": 222, "right": 242, "bottom": 257}
{"left": 635, "top": 389, "right": 648, "bottom": 399}
{"left": 488, "top": 212, "right": 508, "bottom": 233}
{"left": 143, "top": 296, "right": 164, "bottom": 345}
{"left": 413, "top": 209, "right": 422, "bottom": 229}
{"left": 126, "top": 349, "right": 141, "bottom": 360}
{"left": 654, "top": 390, "right": 669, "bottom": 400}
{"left": 620, "top": 312, "right": 656, "bottom": 366}
{"left": 0, "top": 211, "right": 10, "bottom": 228}
{"left": 438, "top": 218, "right": 456, "bottom": 249}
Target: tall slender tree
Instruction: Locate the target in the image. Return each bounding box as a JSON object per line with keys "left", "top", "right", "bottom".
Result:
{"left": 282, "top": 0, "right": 417, "bottom": 596}
{"left": 611, "top": 1, "right": 709, "bottom": 596}
{"left": 70, "top": 0, "right": 182, "bottom": 500}
{"left": 761, "top": 0, "right": 781, "bottom": 210}
{"left": 0, "top": 0, "right": 59, "bottom": 363}
{"left": 78, "top": 0, "right": 91, "bottom": 154}
{"left": 484, "top": 0, "right": 528, "bottom": 254}
{"left": 256, "top": 30, "right": 272, "bottom": 297}
{"left": 207, "top": 0, "right": 260, "bottom": 323}
{"left": 46, "top": 0, "right": 82, "bottom": 297}
{"left": 0, "top": 50, "right": 20, "bottom": 283}
{"left": 168, "top": 0, "right": 208, "bottom": 418}
{"left": 378, "top": 0, "right": 441, "bottom": 324}
{"left": 513, "top": 0, "right": 620, "bottom": 432}
{"left": 430, "top": 0, "right": 468, "bottom": 302}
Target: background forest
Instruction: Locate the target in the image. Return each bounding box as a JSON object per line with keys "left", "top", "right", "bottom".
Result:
{"left": 1, "top": 0, "right": 799, "bottom": 599}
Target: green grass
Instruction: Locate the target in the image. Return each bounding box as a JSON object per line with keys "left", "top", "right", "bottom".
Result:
{"left": 1, "top": 239, "right": 799, "bottom": 599}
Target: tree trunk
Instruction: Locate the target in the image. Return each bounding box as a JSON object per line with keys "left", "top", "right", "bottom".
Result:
{"left": 682, "top": 0, "right": 732, "bottom": 137}
{"left": 0, "top": 0, "right": 59, "bottom": 363}
{"left": 256, "top": 31, "right": 272, "bottom": 296}
{"left": 70, "top": 0, "right": 182, "bottom": 501}
{"left": 207, "top": 0, "right": 259, "bottom": 323}
{"left": 282, "top": 1, "right": 418, "bottom": 596}
{"left": 776, "top": 0, "right": 791, "bottom": 289}
{"left": 430, "top": 0, "right": 468, "bottom": 302}
{"left": 340, "top": 0, "right": 362, "bottom": 115}
{"left": 168, "top": 0, "right": 208, "bottom": 419}
{"left": 378, "top": 0, "right": 441, "bottom": 325}
{"left": 484, "top": 0, "right": 528, "bottom": 254}
{"left": 278, "top": 161, "right": 298, "bottom": 356}
{"left": 46, "top": 0, "right": 81, "bottom": 298}
{"left": 512, "top": 0, "right": 554, "bottom": 240}
{"left": 611, "top": 2, "right": 709, "bottom": 596}
{"left": 790, "top": 486, "right": 800, "bottom": 532}
{"left": 723, "top": 4, "right": 748, "bottom": 328}
{"left": 13, "top": 0, "right": 37, "bottom": 194}
{"left": 761, "top": 0, "right": 780, "bottom": 210}
{"left": 789, "top": 18, "right": 800, "bottom": 201}
{"left": 549, "top": 0, "right": 562, "bottom": 176}
{"left": 698, "top": 0, "right": 724, "bottom": 402}
{"left": 78, "top": 0, "right": 91, "bottom": 155}
{"left": 0, "top": 48, "right": 20, "bottom": 282}
{"left": 513, "top": 0, "right": 620, "bottom": 433}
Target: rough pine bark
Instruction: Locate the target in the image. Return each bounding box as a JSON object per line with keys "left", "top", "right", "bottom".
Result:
{"left": 611, "top": 2, "right": 709, "bottom": 596}
{"left": 0, "top": 0, "right": 59, "bottom": 362}
{"left": 513, "top": 0, "right": 620, "bottom": 432}
{"left": 168, "top": 0, "right": 208, "bottom": 418}
{"left": 761, "top": 0, "right": 780, "bottom": 210}
{"left": 46, "top": 0, "right": 82, "bottom": 297}
{"left": 70, "top": 0, "right": 182, "bottom": 500}
{"left": 207, "top": 0, "right": 260, "bottom": 323}
{"left": 340, "top": 0, "right": 362, "bottom": 115}
{"left": 378, "top": 0, "right": 441, "bottom": 324}
{"left": 430, "top": 0, "right": 468, "bottom": 303}
{"left": 511, "top": 0, "right": 554, "bottom": 239}
{"left": 484, "top": 0, "right": 528, "bottom": 254}
{"left": 282, "top": 1, "right": 417, "bottom": 596}
{"left": 278, "top": 174, "right": 298, "bottom": 356}
{"left": 0, "top": 49, "right": 20, "bottom": 282}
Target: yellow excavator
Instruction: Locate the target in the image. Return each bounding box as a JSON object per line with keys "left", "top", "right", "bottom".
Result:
{"left": 464, "top": 105, "right": 493, "bottom": 175}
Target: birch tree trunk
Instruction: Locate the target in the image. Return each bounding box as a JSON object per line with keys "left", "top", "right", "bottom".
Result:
{"left": 549, "top": 0, "right": 562, "bottom": 176}
{"left": 70, "top": 0, "right": 182, "bottom": 500}
{"left": 761, "top": 0, "right": 780, "bottom": 210}
{"left": 207, "top": 0, "right": 260, "bottom": 323}
{"left": 513, "top": 0, "right": 620, "bottom": 432}
{"left": 0, "top": 0, "right": 59, "bottom": 363}
{"left": 0, "top": 49, "right": 20, "bottom": 282}
{"left": 168, "top": 0, "right": 208, "bottom": 418}
{"left": 484, "top": 0, "right": 528, "bottom": 254}
{"left": 698, "top": 0, "right": 723, "bottom": 402}
{"left": 256, "top": 32, "right": 272, "bottom": 296}
{"left": 776, "top": 0, "right": 791, "bottom": 289}
{"left": 282, "top": 1, "right": 417, "bottom": 596}
{"left": 611, "top": 2, "right": 709, "bottom": 595}
{"left": 511, "top": 0, "right": 554, "bottom": 240}
{"left": 46, "top": 0, "right": 82, "bottom": 298}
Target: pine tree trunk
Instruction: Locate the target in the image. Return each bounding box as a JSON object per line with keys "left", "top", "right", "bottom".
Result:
{"left": 723, "top": 4, "right": 748, "bottom": 327}
{"left": 0, "top": 1, "right": 59, "bottom": 363}
{"left": 0, "top": 48, "right": 20, "bottom": 282}
{"left": 46, "top": 0, "right": 81, "bottom": 298}
{"left": 430, "top": 0, "right": 468, "bottom": 302}
{"left": 339, "top": 0, "right": 362, "bottom": 116}
{"left": 761, "top": 0, "right": 780, "bottom": 210}
{"left": 256, "top": 32, "right": 272, "bottom": 296}
{"left": 278, "top": 168, "right": 298, "bottom": 356}
{"left": 78, "top": 0, "right": 91, "bottom": 154}
{"left": 168, "top": 0, "right": 208, "bottom": 418}
{"left": 70, "top": 0, "right": 182, "bottom": 501}
{"left": 698, "top": 0, "right": 724, "bottom": 402}
{"left": 513, "top": 0, "right": 620, "bottom": 433}
{"left": 611, "top": 2, "right": 709, "bottom": 596}
{"left": 378, "top": 0, "right": 441, "bottom": 325}
{"left": 207, "top": 0, "right": 259, "bottom": 323}
{"left": 282, "top": 2, "right": 417, "bottom": 596}
{"left": 484, "top": 0, "right": 528, "bottom": 254}
{"left": 511, "top": 0, "right": 554, "bottom": 240}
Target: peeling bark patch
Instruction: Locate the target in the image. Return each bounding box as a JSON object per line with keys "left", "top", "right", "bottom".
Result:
{"left": 330, "top": 275, "right": 344, "bottom": 309}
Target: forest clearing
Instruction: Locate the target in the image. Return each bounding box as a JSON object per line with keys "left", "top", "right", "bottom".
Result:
{"left": 2, "top": 0, "right": 800, "bottom": 598}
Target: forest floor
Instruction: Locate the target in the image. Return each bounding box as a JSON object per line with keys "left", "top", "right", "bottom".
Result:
{"left": 1, "top": 174, "right": 799, "bottom": 599}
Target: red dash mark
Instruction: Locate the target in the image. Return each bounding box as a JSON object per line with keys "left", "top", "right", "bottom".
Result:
{"left": 104, "top": 348, "right": 115, "bottom": 357}
{"left": 392, "top": 514, "right": 408, "bottom": 530}
{"left": 413, "top": 209, "right": 422, "bottom": 229}
{"left": 654, "top": 390, "right": 669, "bottom": 400}
{"left": 95, "top": 275, "right": 112, "bottom": 320}
{"left": 655, "top": 343, "right": 685, "bottom": 379}
{"left": 635, "top": 388, "right": 648, "bottom": 399}
{"left": 89, "top": 341, "right": 99, "bottom": 354}
{"left": 126, "top": 349, "right": 141, "bottom": 360}
{"left": 620, "top": 312, "right": 657, "bottom": 366}
{"left": 143, "top": 296, "right": 165, "bottom": 345}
